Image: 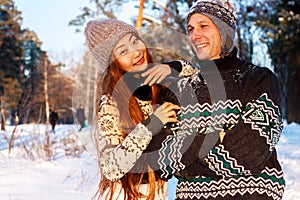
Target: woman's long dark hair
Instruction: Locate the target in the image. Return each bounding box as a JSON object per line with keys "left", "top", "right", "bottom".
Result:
{"left": 94, "top": 37, "right": 166, "bottom": 200}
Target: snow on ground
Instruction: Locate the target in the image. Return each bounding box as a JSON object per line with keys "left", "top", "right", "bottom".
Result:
{"left": 0, "top": 124, "right": 99, "bottom": 200}
{"left": 0, "top": 121, "right": 299, "bottom": 200}
{"left": 277, "top": 122, "right": 300, "bottom": 200}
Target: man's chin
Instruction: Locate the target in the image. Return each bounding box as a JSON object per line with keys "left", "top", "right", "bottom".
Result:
{"left": 196, "top": 53, "right": 210, "bottom": 60}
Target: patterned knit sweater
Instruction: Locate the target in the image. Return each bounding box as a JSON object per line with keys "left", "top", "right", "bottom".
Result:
{"left": 95, "top": 63, "right": 196, "bottom": 182}
{"left": 146, "top": 48, "right": 285, "bottom": 200}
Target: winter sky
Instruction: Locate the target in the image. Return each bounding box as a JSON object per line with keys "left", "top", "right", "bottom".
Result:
{"left": 14, "top": 0, "right": 138, "bottom": 62}
{"left": 14, "top": 0, "right": 87, "bottom": 56}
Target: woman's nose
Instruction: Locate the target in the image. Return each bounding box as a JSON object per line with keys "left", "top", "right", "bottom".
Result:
{"left": 131, "top": 48, "right": 142, "bottom": 57}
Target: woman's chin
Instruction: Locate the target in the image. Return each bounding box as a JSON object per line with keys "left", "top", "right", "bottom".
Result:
{"left": 131, "top": 64, "right": 148, "bottom": 73}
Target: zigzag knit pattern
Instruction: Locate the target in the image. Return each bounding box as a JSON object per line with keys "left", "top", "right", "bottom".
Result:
{"left": 205, "top": 144, "right": 251, "bottom": 178}
{"left": 242, "top": 93, "right": 283, "bottom": 150}
{"left": 176, "top": 166, "right": 285, "bottom": 200}
{"left": 157, "top": 135, "right": 186, "bottom": 179}
{"left": 176, "top": 167, "right": 285, "bottom": 200}
{"left": 179, "top": 99, "right": 242, "bottom": 133}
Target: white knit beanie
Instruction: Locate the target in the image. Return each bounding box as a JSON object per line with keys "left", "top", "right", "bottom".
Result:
{"left": 85, "top": 19, "right": 139, "bottom": 75}
{"left": 187, "top": 0, "right": 236, "bottom": 57}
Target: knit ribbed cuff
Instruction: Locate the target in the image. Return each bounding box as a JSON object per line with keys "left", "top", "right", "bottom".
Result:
{"left": 163, "top": 60, "right": 182, "bottom": 76}
{"left": 142, "top": 114, "right": 164, "bottom": 136}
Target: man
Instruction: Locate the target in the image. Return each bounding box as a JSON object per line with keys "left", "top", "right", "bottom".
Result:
{"left": 50, "top": 109, "right": 58, "bottom": 133}
{"left": 76, "top": 104, "right": 86, "bottom": 131}
{"left": 146, "top": 0, "right": 286, "bottom": 199}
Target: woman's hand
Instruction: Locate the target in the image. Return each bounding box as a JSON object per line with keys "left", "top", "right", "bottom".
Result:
{"left": 141, "top": 64, "right": 171, "bottom": 86}
{"left": 153, "top": 102, "right": 181, "bottom": 125}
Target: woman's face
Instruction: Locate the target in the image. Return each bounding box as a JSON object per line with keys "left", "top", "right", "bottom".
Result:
{"left": 113, "top": 34, "right": 148, "bottom": 73}
{"left": 187, "top": 13, "right": 222, "bottom": 60}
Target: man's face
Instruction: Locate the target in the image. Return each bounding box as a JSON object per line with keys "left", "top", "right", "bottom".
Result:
{"left": 187, "top": 14, "right": 222, "bottom": 60}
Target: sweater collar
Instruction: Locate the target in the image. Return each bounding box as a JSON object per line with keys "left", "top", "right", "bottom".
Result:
{"left": 122, "top": 72, "right": 152, "bottom": 101}
{"left": 197, "top": 47, "right": 240, "bottom": 72}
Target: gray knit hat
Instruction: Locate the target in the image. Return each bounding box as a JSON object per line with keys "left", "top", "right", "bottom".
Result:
{"left": 187, "top": 0, "right": 236, "bottom": 57}
{"left": 85, "top": 19, "right": 139, "bottom": 75}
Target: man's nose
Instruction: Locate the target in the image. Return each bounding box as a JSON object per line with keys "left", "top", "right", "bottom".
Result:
{"left": 190, "top": 29, "right": 202, "bottom": 41}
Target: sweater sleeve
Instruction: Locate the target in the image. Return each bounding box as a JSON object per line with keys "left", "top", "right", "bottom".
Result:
{"left": 143, "top": 74, "right": 206, "bottom": 180}
{"left": 95, "top": 95, "right": 155, "bottom": 181}
{"left": 145, "top": 80, "right": 206, "bottom": 179}
{"left": 204, "top": 67, "right": 283, "bottom": 177}
{"left": 145, "top": 125, "right": 206, "bottom": 179}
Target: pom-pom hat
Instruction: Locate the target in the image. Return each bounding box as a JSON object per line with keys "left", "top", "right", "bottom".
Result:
{"left": 85, "top": 19, "right": 139, "bottom": 75}
{"left": 187, "top": 0, "right": 237, "bottom": 57}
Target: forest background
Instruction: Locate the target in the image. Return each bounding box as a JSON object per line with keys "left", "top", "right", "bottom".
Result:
{"left": 0, "top": 0, "right": 299, "bottom": 128}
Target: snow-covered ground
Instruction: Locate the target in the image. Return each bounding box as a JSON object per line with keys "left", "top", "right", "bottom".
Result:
{"left": 0, "top": 121, "right": 299, "bottom": 200}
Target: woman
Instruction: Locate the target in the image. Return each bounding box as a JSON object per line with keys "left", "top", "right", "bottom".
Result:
{"left": 85, "top": 19, "right": 194, "bottom": 200}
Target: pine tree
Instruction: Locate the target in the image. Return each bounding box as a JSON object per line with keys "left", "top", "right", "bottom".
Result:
{"left": 0, "top": 0, "right": 23, "bottom": 115}
{"left": 254, "top": 0, "right": 300, "bottom": 123}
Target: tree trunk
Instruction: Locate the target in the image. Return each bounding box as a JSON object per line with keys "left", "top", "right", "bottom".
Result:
{"left": 286, "top": 70, "right": 300, "bottom": 124}
{"left": 136, "top": 0, "right": 145, "bottom": 29}
{"left": 285, "top": 47, "right": 300, "bottom": 124}
{"left": 44, "top": 58, "right": 50, "bottom": 125}
{"left": 43, "top": 55, "right": 51, "bottom": 159}
{"left": 1, "top": 108, "right": 6, "bottom": 131}
{"left": 8, "top": 124, "right": 17, "bottom": 154}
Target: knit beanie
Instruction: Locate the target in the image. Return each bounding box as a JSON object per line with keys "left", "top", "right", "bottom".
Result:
{"left": 85, "top": 19, "right": 139, "bottom": 75}
{"left": 187, "top": 0, "right": 236, "bottom": 57}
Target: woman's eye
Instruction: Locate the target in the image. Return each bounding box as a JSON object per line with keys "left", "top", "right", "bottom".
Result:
{"left": 133, "top": 38, "right": 139, "bottom": 44}
{"left": 120, "top": 49, "right": 127, "bottom": 56}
